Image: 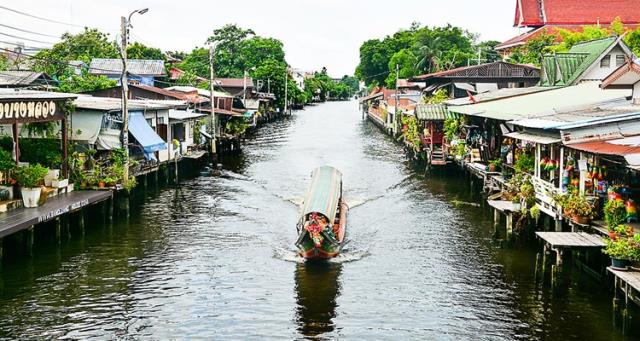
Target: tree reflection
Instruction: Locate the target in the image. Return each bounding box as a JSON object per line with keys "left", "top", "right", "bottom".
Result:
{"left": 294, "top": 261, "right": 342, "bottom": 338}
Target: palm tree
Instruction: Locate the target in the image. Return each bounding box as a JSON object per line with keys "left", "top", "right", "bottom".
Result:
{"left": 415, "top": 36, "right": 441, "bottom": 74}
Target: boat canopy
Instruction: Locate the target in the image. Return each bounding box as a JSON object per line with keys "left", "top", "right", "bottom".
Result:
{"left": 301, "top": 166, "right": 342, "bottom": 221}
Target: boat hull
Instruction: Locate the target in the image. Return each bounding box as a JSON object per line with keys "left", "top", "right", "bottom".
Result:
{"left": 297, "top": 202, "right": 348, "bottom": 260}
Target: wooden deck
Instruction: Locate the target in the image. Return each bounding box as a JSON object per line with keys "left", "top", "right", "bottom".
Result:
{"left": 608, "top": 267, "right": 640, "bottom": 307}
{"left": 487, "top": 200, "right": 519, "bottom": 213}
{"left": 608, "top": 268, "right": 640, "bottom": 292}
{"left": 535, "top": 232, "right": 605, "bottom": 248}
{"left": 0, "top": 190, "right": 112, "bottom": 238}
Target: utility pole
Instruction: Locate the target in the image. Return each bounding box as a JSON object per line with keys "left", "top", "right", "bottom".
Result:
{"left": 119, "top": 8, "right": 148, "bottom": 183}
{"left": 394, "top": 63, "right": 399, "bottom": 135}
{"left": 243, "top": 70, "right": 247, "bottom": 105}
{"left": 284, "top": 68, "right": 288, "bottom": 115}
{"left": 120, "top": 15, "right": 130, "bottom": 182}
{"left": 209, "top": 45, "right": 217, "bottom": 157}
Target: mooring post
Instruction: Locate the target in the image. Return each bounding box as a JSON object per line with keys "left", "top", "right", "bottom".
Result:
{"left": 78, "top": 209, "right": 85, "bottom": 236}
{"left": 55, "top": 217, "right": 61, "bottom": 245}
{"left": 534, "top": 251, "right": 542, "bottom": 283}
{"left": 493, "top": 209, "right": 500, "bottom": 228}
{"left": 25, "top": 226, "right": 34, "bottom": 257}
{"left": 506, "top": 213, "right": 513, "bottom": 240}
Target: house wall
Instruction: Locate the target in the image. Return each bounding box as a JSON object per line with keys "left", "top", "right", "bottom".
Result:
{"left": 582, "top": 45, "right": 630, "bottom": 81}
{"left": 106, "top": 74, "right": 156, "bottom": 86}
{"left": 143, "top": 109, "right": 173, "bottom": 163}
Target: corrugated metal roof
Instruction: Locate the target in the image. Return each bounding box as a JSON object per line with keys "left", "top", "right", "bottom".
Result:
{"left": 0, "top": 88, "right": 75, "bottom": 100}
{"left": 0, "top": 71, "right": 52, "bottom": 86}
{"left": 445, "top": 86, "right": 556, "bottom": 106}
{"left": 415, "top": 103, "right": 450, "bottom": 121}
{"left": 89, "top": 59, "right": 165, "bottom": 76}
{"left": 449, "top": 82, "right": 631, "bottom": 121}
{"left": 540, "top": 37, "right": 618, "bottom": 86}
{"left": 503, "top": 130, "right": 561, "bottom": 144}
{"left": 168, "top": 109, "right": 207, "bottom": 121}
{"left": 567, "top": 137, "right": 640, "bottom": 169}
{"left": 74, "top": 95, "right": 186, "bottom": 111}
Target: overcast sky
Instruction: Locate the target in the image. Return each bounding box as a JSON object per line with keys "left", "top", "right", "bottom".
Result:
{"left": 1, "top": 0, "right": 522, "bottom": 77}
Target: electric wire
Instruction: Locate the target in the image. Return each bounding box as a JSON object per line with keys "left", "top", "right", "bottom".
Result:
{"left": 0, "top": 23, "right": 61, "bottom": 39}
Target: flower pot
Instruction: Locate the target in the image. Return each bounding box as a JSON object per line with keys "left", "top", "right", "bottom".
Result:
{"left": 0, "top": 185, "right": 13, "bottom": 200}
{"left": 489, "top": 164, "right": 496, "bottom": 172}
{"left": 98, "top": 182, "right": 105, "bottom": 188}
{"left": 51, "top": 178, "right": 69, "bottom": 188}
{"left": 44, "top": 169, "right": 60, "bottom": 187}
{"left": 20, "top": 187, "right": 41, "bottom": 208}
{"left": 572, "top": 215, "right": 591, "bottom": 225}
{"left": 611, "top": 258, "right": 630, "bottom": 271}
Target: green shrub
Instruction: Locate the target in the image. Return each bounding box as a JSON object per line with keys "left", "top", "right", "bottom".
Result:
{"left": 14, "top": 164, "right": 49, "bottom": 188}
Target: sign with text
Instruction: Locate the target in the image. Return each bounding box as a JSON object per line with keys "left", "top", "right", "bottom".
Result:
{"left": 0, "top": 99, "right": 63, "bottom": 124}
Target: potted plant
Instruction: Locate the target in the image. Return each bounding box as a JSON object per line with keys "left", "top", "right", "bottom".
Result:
{"left": 489, "top": 158, "right": 502, "bottom": 172}
{"left": 14, "top": 164, "right": 48, "bottom": 208}
{"left": 603, "top": 224, "right": 635, "bottom": 270}
{"left": 51, "top": 174, "right": 69, "bottom": 189}
{"left": 0, "top": 149, "right": 16, "bottom": 200}
{"left": 565, "top": 194, "right": 595, "bottom": 225}
{"left": 603, "top": 237, "right": 632, "bottom": 270}
{"left": 604, "top": 198, "right": 626, "bottom": 230}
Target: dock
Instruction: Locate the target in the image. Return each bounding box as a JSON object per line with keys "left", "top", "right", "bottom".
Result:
{"left": 0, "top": 190, "right": 112, "bottom": 239}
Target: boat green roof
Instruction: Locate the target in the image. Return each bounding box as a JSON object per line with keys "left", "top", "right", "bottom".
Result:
{"left": 301, "top": 166, "right": 342, "bottom": 221}
{"left": 541, "top": 36, "right": 617, "bottom": 86}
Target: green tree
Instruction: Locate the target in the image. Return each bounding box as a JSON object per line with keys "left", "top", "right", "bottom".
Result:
{"left": 58, "top": 71, "right": 117, "bottom": 93}
{"left": 474, "top": 40, "right": 501, "bottom": 63}
{"left": 34, "top": 28, "right": 118, "bottom": 77}
{"left": 177, "top": 47, "right": 209, "bottom": 79}
{"left": 126, "top": 42, "right": 165, "bottom": 60}
{"left": 508, "top": 31, "right": 556, "bottom": 65}
{"left": 385, "top": 48, "right": 418, "bottom": 88}
{"left": 625, "top": 28, "right": 640, "bottom": 56}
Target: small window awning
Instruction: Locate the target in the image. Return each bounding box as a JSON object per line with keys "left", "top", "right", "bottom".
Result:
{"left": 503, "top": 130, "right": 561, "bottom": 144}
{"left": 129, "top": 112, "right": 166, "bottom": 160}
{"left": 70, "top": 110, "right": 103, "bottom": 144}
{"left": 567, "top": 136, "right": 640, "bottom": 169}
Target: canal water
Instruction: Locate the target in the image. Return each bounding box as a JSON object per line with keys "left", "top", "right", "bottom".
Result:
{"left": 0, "top": 101, "right": 637, "bottom": 339}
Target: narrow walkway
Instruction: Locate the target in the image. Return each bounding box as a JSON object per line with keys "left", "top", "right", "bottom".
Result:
{"left": 0, "top": 190, "right": 112, "bottom": 238}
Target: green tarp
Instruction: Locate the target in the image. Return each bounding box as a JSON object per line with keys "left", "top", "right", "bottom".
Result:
{"left": 301, "top": 166, "right": 342, "bottom": 221}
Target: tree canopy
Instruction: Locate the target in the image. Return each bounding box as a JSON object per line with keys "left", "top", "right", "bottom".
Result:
{"left": 355, "top": 23, "right": 493, "bottom": 88}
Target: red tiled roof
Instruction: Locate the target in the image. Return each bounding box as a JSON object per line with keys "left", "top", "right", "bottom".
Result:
{"left": 515, "top": 0, "right": 640, "bottom": 27}
{"left": 497, "top": 24, "right": 640, "bottom": 51}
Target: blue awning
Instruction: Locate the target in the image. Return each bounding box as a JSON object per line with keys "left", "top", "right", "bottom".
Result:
{"left": 129, "top": 111, "right": 166, "bottom": 160}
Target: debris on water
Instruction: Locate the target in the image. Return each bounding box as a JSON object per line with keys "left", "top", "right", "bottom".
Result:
{"left": 451, "top": 200, "right": 481, "bottom": 207}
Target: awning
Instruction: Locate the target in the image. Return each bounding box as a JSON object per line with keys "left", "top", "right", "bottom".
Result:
{"left": 567, "top": 137, "right": 640, "bottom": 169}
{"left": 129, "top": 112, "right": 167, "bottom": 160}
{"left": 415, "top": 103, "right": 450, "bottom": 121}
{"left": 503, "top": 130, "right": 561, "bottom": 144}
{"left": 96, "top": 128, "right": 121, "bottom": 150}
{"left": 453, "top": 82, "right": 475, "bottom": 92}
{"left": 168, "top": 109, "right": 207, "bottom": 121}
{"left": 70, "top": 110, "right": 103, "bottom": 144}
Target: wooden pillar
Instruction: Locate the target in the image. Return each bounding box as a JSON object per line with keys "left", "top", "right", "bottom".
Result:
{"left": 534, "top": 251, "right": 542, "bottom": 283}
{"left": 558, "top": 146, "right": 564, "bottom": 191}
{"left": 549, "top": 146, "right": 555, "bottom": 182}
{"left": 535, "top": 143, "right": 541, "bottom": 178}
{"left": 61, "top": 116, "right": 69, "bottom": 178}
{"left": 493, "top": 209, "right": 500, "bottom": 227}
{"left": 55, "top": 217, "right": 61, "bottom": 245}
{"left": 579, "top": 152, "right": 586, "bottom": 195}
{"left": 12, "top": 123, "right": 19, "bottom": 165}
{"left": 506, "top": 213, "right": 513, "bottom": 240}
{"left": 78, "top": 209, "right": 85, "bottom": 236}
{"left": 25, "top": 226, "right": 34, "bottom": 257}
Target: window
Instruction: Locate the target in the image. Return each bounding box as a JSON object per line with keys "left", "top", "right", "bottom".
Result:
{"left": 616, "top": 55, "right": 626, "bottom": 67}
{"left": 146, "top": 118, "right": 153, "bottom": 127}
{"left": 600, "top": 55, "right": 611, "bottom": 68}
{"left": 157, "top": 117, "right": 165, "bottom": 125}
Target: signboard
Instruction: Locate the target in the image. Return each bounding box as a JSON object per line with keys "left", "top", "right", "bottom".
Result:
{"left": 0, "top": 99, "right": 63, "bottom": 124}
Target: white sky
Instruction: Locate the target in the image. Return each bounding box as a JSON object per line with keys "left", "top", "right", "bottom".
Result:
{"left": 1, "top": 0, "right": 522, "bottom": 77}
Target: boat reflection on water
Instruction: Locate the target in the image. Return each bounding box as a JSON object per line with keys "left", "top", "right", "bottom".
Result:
{"left": 294, "top": 261, "right": 343, "bottom": 338}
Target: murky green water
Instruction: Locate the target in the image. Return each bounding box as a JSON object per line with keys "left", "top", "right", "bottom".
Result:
{"left": 0, "top": 101, "right": 637, "bottom": 339}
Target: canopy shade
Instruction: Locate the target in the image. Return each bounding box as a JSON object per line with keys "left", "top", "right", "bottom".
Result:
{"left": 503, "top": 130, "right": 561, "bottom": 144}
{"left": 128, "top": 111, "right": 166, "bottom": 160}
{"left": 301, "top": 166, "right": 343, "bottom": 221}
{"left": 70, "top": 110, "right": 103, "bottom": 144}
{"left": 567, "top": 137, "right": 640, "bottom": 170}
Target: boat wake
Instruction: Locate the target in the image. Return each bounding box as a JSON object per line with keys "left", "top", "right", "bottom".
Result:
{"left": 272, "top": 243, "right": 370, "bottom": 264}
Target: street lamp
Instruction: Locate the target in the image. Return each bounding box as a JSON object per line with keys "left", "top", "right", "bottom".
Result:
{"left": 120, "top": 8, "right": 149, "bottom": 183}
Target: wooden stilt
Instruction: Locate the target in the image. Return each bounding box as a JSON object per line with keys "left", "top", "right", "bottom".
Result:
{"left": 55, "top": 218, "right": 61, "bottom": 245}
{"left": 25, "top": 226, "right": 34, "bottom": 257}
{"left": 554, "top": 218, "right": 562, "bottom": 232}
{"left": 506, "top": 213, "right": 513, "bottom": 240}
{"left": 78, "top": 210, "right": 85, "bottom": 236}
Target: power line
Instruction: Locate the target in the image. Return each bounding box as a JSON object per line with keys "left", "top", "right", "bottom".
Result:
{"left": 0, "top": 23, "right": 61, "bottom": 39}
{"left": 0, "top": 4, "right": 86, "bottom": 28}
{"left": 0, "top": 31, "right": 56, "bottom": 45}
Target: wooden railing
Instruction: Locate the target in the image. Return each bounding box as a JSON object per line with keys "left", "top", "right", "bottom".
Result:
{"left": 530, "top": 176, "right": 561, "bottom": 218}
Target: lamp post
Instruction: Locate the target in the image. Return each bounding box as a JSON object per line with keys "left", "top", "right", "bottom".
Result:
{"left": 120, "top": 7, "right": 148, "bottom": 183}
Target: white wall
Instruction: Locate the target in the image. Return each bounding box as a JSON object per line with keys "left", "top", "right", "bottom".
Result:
{"left": 582, "top": 45, "right": 629, "bottom": 81}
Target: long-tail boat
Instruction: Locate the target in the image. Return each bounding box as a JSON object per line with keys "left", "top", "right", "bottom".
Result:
{"left": 295, "top": 166, "right": 347, "bottom": 259}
